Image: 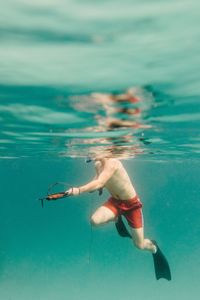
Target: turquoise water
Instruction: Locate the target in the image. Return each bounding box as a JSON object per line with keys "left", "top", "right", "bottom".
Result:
{"left": 1, "top": 0, "right": 200, "bottom": 299}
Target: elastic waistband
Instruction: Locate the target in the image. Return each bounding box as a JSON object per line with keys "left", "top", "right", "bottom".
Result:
{"left": 109, "top": 195, "right": 142, "bottom": 211}
{"left": 111, "top": 195, "right": 140, "bottom": 204}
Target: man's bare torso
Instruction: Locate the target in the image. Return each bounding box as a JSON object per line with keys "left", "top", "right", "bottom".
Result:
{"left": 95, "top": 158, "right": 137, "bottom": 200}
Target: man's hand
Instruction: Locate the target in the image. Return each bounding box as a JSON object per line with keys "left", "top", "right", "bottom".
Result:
{"left": 65, "top": 187, "right": 80, "bottom": 196}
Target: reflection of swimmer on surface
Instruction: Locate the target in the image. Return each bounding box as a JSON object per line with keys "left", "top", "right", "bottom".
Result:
{"left": 66, "top": 87, "right": 153, "bottom": 157}
{"left": 91, "top": 87, "right": 140, "bottom": 104}
{"left": 95, "top": 115, "right": 151, "bottom": 130}
{"left": 91, "top": 87, "right": 141, "bottom": 116}
{"left": 64, "top": 151, "right": 171, "bottom": 280}
{"left": 91, "top": 87, "right": 152, "bottom": 130}
{"left": 69, "top": 87, "right": 153, "bottom": 131}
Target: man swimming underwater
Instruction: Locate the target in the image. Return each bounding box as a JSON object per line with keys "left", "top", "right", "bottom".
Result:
{"left": 66, "top": 155, "right": 156, "bottom": 253}
{"left": 64, "top": 154, "right": 171, "bottom": 280}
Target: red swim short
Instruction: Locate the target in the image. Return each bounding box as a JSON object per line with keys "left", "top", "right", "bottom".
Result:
{"left": 103, "top": 195, "right": 143, "bottom": 228}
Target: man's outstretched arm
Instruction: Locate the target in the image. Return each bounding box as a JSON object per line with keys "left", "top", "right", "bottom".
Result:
{"left": 67, "top": 161, "right": 116, "bottom": 196}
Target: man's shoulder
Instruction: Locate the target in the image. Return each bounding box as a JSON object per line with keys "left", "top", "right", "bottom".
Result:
{"left": 106, "top": 158, "right": 121, "bottom": 168}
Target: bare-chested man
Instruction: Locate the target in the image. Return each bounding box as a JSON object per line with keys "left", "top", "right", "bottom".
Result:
{"left": 41, "top": 154, "right": 171, "bottom": 279}
{"left": 65, "top": 155, "right": 157, "bottom": 254}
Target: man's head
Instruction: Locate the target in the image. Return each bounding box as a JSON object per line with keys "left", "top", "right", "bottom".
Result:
{"left": 86, "top": 147, "right": 113, "bottom": 162}
{"left": 86, "top": 145, "right": 134, "bottom": 162}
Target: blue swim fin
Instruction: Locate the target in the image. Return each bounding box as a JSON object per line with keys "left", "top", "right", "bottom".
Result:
{"left": 115, "top": 215, "right": 132, "bottom": 238}
{"left": 152, "top": 240, "right": 172, "bottom": 281}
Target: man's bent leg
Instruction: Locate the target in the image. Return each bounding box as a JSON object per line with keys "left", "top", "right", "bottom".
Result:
{"left": 130, "top": 227, "right": 156, "bottom": 253}
{"left": 91, "top": 206, "right": 117, "bottom": 226}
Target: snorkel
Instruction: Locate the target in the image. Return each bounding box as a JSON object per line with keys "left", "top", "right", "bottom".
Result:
{"left": 85, "top": 156, "right": 93, "bottom": 163}
{"left": 85, "top": 154, "right": 103, "bottom": 196}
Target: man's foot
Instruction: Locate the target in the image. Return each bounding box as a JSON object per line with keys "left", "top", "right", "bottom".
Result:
{"left": 152, "top": 243, "right": 157, "bottom": 254}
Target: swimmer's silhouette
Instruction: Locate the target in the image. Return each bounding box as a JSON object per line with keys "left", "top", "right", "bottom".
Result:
{"left": 63, "top": 152, "right": 171, "bottom": 280}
